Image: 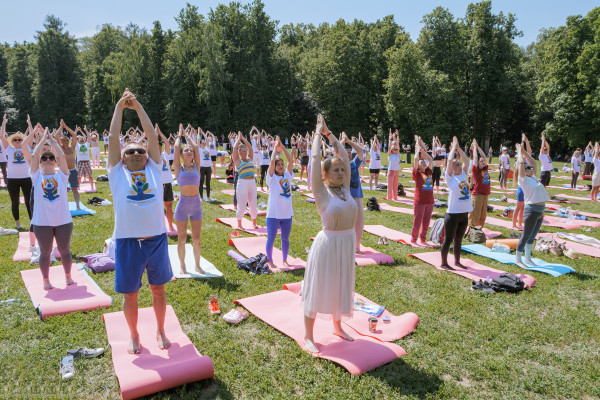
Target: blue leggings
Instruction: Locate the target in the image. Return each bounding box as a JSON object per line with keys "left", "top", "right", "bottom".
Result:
{"left": 265, "top": 218, "right": 292, "bottom": 262}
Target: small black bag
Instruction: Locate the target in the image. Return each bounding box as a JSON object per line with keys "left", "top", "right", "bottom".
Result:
{"left": 490, "top": 274, "right": 526, "bottom": 293}
{"left": 237, "top": 253, "right": 270, "bottom": 275}
{"left": 97, "top": 175, "right": 109, "bottom": 182}
{"left": 366, "top": 197, "right": 381, "bottom": 211}
{"left": 291, "top": 183, "right": 299, "bottom": 191}
{"left": 398, "top": 184, "right": 406, "bottom": 197}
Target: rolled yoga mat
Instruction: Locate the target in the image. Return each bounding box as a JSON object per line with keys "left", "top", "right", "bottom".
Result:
{"left": 461, "top": 244, "right": 575, "bottom": 277}
{"left": 408, "top": 251, "right": 537, "bottom": 288}
{"left": 485, "top": 238, "right": 519, "bottom": 249}
{"left": 164, "top": 217, "right": 191, "bottom": 237}
{"left": 234, "top": 288, "right": 411, "bottom": 375}
{"left": 20, "top": 264, "right": 112, "bottom": 319}
{"left": 103, "top": 305, "right": 214, "bottom": 400}
{"left": 227, "top": 250, "right": 246, "bottom": 262}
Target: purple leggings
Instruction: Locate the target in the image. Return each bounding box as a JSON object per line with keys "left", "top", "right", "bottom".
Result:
{"left": 265, "top": 218, "right": 292, "bottom": 262}
{"left": 33, "top": 222, "right": 73, "bottom": 279}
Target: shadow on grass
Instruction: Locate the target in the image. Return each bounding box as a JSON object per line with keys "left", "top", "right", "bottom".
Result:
{"left": 138, "top": 377, "right": 233, "bottom": 400}
{"left": 204, "top": 277, "right": 241, "bottom": 292}
{"left": 367, "top": 358, "right": 443, "bottom": 398}
{"left": 569, "top": 271, "right": 597, "bottom": 281}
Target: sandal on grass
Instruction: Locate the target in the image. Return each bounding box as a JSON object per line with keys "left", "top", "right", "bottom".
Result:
{"left": 229, "top": 231, "right": 242, "bottom": 238}
{"left": 223, "top": 308, "right": 249, "bottom": 324}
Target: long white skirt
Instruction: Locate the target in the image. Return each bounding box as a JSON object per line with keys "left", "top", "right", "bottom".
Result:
{"left": 303, "top": 228, "right": 356, "bottom": 320}
{"left": 592, "top": 172, "right": 600, "bottom": 187}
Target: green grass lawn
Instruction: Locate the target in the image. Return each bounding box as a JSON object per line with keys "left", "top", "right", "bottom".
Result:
{"left": 0, "top": 152, "right": 599, "bottom": 399}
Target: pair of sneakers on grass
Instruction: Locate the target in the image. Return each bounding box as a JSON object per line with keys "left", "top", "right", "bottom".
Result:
{"left": 60, "top": 347, "right": 105, "bottom": 379}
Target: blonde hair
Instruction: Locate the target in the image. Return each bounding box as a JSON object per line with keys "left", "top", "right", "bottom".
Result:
{"left": 322, "top": 156, "right": 344, "bottom": 174}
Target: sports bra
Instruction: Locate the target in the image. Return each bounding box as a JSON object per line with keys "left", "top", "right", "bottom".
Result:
{"left": 238, "top": 160, "right": 255, "bottom": 179}
{"left": 177, "top": 165, "right": 200, "bottom": 186}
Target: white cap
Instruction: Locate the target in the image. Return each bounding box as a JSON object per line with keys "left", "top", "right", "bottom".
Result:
{"left": 502, "top": 147, "right": 507, "bottom": 151}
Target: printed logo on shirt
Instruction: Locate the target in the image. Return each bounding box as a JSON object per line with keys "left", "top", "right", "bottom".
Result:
{"left": 263, "top": 151, "right": 269, "bottom": 160}
{"left": 79, "top": 145, "right": 88, "bottom": 153}
{"left": 375, "top": 153, "right": 381, "bottom": 161}
{"left": 422, "top": 174, "right": 433, "bottom": 190}
{"left": 279, "top": 178, "right": 291, "bottom": 198}
{"left": 12, "top": 150, "right": 25, "bottom": 164}
{"left": 162, "top": 158, "right": 169, "bottom": 171}
{"left": 203, "top": 151, "right": 210, "bottom": 161}
{"left": 483, "top": 172, "right": 490, "bottom": 184}
{"left": 41, "top": 177, "right": 59, "bottom": 201}
{"left": 127, "top": 172, "right": 155, "bottom": 201}
{"left": 458, "top": 180, "right": 470, "bottom": 200}
{"left": 210, "top": 143, "right": 215, "bottom": 149}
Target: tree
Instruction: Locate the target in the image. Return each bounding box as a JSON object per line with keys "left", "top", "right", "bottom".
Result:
{"left": 7, "top": 43, "right": 35, "bottom": 130}
{"left": 34, "top": 15, "right": 85, "bottom": 127}
{"left": 288, "top": 91, "right": 318, "bottom": 133}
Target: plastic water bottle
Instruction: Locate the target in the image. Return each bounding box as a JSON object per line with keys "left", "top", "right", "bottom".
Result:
{"left": 0, "top": 299, "right": 20, "bottom": 304}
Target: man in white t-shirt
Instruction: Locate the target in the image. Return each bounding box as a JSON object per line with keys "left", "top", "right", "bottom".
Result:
{"left": 538, "top": 134, "right": 552, "bottom": 187}
{"left": 107, "top": 89, "right": 172, "bottom": 355}
{"left": 584, "top": 142, "right": 593, "bottom": 176}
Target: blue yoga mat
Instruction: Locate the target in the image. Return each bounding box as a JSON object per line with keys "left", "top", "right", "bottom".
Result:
{"left": 461, "top": 244, "right": 575, "bottom": 277}
{"left": 69, "top": 202, "right": 96, "bottom": 216}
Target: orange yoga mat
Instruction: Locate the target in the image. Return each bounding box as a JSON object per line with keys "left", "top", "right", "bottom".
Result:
{"left": 485, "top": 238, "right": 519, "bottom": 249}
{"left": 103, "top": 305, "right": 214, "bottom": 400}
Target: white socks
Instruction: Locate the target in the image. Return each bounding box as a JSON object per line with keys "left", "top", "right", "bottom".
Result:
{"left": 524, "top": 243, "right": 536, "bottom": 265}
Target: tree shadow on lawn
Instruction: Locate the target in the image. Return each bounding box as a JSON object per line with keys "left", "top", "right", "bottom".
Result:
{"left": 367, "top": 358, "right": 443, "bottom": 398}
{"left": 204, "top": 276, "right": 241, "bottom": 292}
{"left": 568, "top": 271, "right": 597, "bottom": 281}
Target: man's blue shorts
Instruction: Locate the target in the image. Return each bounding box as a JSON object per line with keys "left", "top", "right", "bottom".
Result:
{"left": 114, "top": 233, "right": 173, "bottom": 294}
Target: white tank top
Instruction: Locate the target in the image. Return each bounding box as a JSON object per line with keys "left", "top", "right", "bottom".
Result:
{"left": 318, "top": 186, "right": 357, "bottom": 231}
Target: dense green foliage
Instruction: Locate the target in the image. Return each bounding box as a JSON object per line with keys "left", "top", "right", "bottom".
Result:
{"left": 0, "top": 1, "right": 599, "bottom": 153}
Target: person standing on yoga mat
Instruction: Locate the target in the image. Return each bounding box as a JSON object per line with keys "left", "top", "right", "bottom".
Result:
{"left": 539, "top": 134, "right": 552, "bottom": 187}
{"left": 303, "top": 114, "right": 357, "bottom": 354}
{"left": 368, "top": 136, "right": 381, "bottom": 190}
{"left": 156, "top": 125, "right": 175, "bottom": 232}
{"left": 571, "top": 150, "right": 582, "bottom": 189}
{"left": 469, "top": 138, "right": 490, "bottom": 228}
{"left": 584, "top": 142, "right": 593, "bottom": 176}
{"left": 412, "top": 136, "right": 434, "bottom": 246}
{"left": 173, "top": 125, "right": 204, "bottom": 275}
{"left": 29, "top": 129, "right": 73, "bottom": 290}
{"left": 431, "top": 137, "right": 445, "bottom": 194}
{"left": 57, "top": 121, "right": 83, "bottom": 211}
{"left": 265, "top": 136, "right": 294, "bottom": 269}
{"left": 515, "top": 143, "right": 550, "bottom": 267}
{"left": 259, "top": 139, "right": 271, "bottom": 192}
{"left": 232, "top": 132, "right": 259, "bottom": 229}
{"left": 341, "top": 133, "right": 365, "bottom": 253}
{"left": 198, "top": 130, "right": 213, "bottom": 201}
{"left": 440, "top": 137, "right": 472, "bottom": 270}
{"left": 108, "top": 89, "right": 172, "bottom": 354}
{"left": 387, "top": 130, "right": 400, "bottom": 201}
{"left": 499, "top": 147, "right": 510, "bottom": 189}
{"left": 591, "top": 142, "right": 600, "bottom": 201}
{"left": 1, "top": 114, "right": 35, "bottom": 230}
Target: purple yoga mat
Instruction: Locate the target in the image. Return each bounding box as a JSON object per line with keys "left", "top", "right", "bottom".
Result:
{"left": 228, "top": 250, "right": 247, "bottom": 262}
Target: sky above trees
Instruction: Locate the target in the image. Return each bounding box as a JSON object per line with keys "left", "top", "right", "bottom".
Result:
{"left": 1, "top": 0, "right": 598, "bottom": 47}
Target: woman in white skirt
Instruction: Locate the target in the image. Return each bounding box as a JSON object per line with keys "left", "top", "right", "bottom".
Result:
{"left": 591, "top": 142, "right": 600, "bottom": 201}
{"left": 303, "top": 115, "right": 357, "bottom": 353}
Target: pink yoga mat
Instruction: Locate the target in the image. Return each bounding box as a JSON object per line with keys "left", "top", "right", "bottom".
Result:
{"left": 164, "top": 217, "right": 191, "bottom": 237}
{"left": 536, "top": 233, "right": 600, "bottom": 258}
{"left": 216, "top": 217, "right": 268, "bottom": 236}
{"left": 78, "top": 182, "right": 97, "bottom": 193}
{"left": 379, "top": 202, "right": 438, "bottom": 216}
{"left": 234, "top": 289, "right": 407, "bottom": 374}
{"left": 218, "top": 179, "right": 233, "bottom": 185}
{"left": 221, "top": 189, "right": 235, "bottom": 196}
{"left": 229, "top": 236, "right": 306, "bottom": 272}
{"left": 556, "top": 193, "right": 591, "bottom": 201}
{"left": 409, "top": 251, "right": 537, "bottom": 288}
{"left": 218, "top": 204, "right": 267, "bottom": 216}
{"left": 382, "top": 197, "right": 414, "bottom": 205}
{"left": 282, "top": 281, "right": 420, "bottom": 342}
{"left": 20, "top": 265, "right": 112, "bottom": 319}
{"left": 355, "top": 244, "right": 395, "bottom": 266}
{"left": 485, "top": 216, "right": 520, "bottom": 229}
{"left": 13, "top": 232, "right": 60, "bottom": 262}
{"left": 103, "top": 305, "right": 214, "bottom": 400}
{"left": 297, "top": 184, "right": 309, "bottom": 191}
{"left": 544, "top": 215, "right": 599, "bottom": 228}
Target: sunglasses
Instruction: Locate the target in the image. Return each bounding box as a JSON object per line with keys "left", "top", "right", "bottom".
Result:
{"left": 40, "top": 155, "right": 56, "bottom": 162}
{"left": 525, "top": 166, "right": 533, "bottom": 170}
{"left": 12, "top": 138, "right": 23, "bottom": 142}
{"left": 124, "top": 148, "right": 146, "bottom": 155}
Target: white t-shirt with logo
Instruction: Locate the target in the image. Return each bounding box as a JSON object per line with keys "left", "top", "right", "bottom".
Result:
{"left": 584, "top": 151, "right": 593, "bottom": 163}
{"left": 260, "top": 150, "right": 270, "bottom": 166}
{"left": 445, "top": 171, "right": 473, "bottom": 214}
{"left": 160, "top": 152, "right": 173, "bottom": 184}
{"left": 108, "top": 158, "right": 166, "bottom": 239}
{"left": 539, "top": 153, "right": 553, "bottom": 172}
{"left": 30, "top": 170, "right": 72, "bottom": 226}
{"left": 6, "top": 146, "right": 30, "bottom": 178}
{"left": 199, "top": 148, "right": 212, "bottom": 168}
{"left": 266, "top": 170, "right": 294, "bottom": 219}
{"left": 571, "top": 156, "right": 581, "bottom": 172}
{"left": 369, "top": 150, "right": 382, "bottom": 169}
{"left": 388, "top": 153, "right": 400, "bottom": 171}
{"left": 208, "top": 141, "right": 217, "bottom": 156}
{"left": 500, "top": 154, "right": 510, "bottom": 169}
{"left": 76, "top": 143, "right": 90, "bottom": 162}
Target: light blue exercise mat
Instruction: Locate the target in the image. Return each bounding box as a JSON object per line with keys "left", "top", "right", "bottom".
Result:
{"left": 461, "top": 244, "right": 575, "bottom": 277}
{"left": 68, "top": 202, "right": 96, "bottom": 216}
{"left": 167, "top": 244, "right": 223, "bottom": 279}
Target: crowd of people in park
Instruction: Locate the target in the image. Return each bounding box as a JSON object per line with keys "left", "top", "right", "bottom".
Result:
{"left": 2, "top": 88, "right": 599, "bottom": 356}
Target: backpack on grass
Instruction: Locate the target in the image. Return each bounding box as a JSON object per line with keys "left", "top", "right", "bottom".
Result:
{"left": 490, "top": 274, "right": 526, "bottom": 292}
{"left": 468, "top": 227, "right": 486, "bottom": 243}
{"left": 429, "top": 218, "right": 445, "bottom": 244}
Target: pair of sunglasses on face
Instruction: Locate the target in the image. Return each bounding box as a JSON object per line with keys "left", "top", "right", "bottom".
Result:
{"left": 12, "top": 138, "right": 22, "bottom": 142}
{"left": 525, "top": 166, "right": 533, "bottom": 170}
{"left": 40, "top": 155, "right": 55, "bottom": 161}
{"left": 124, "top": 148, "right": 146, "bottom": 155}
